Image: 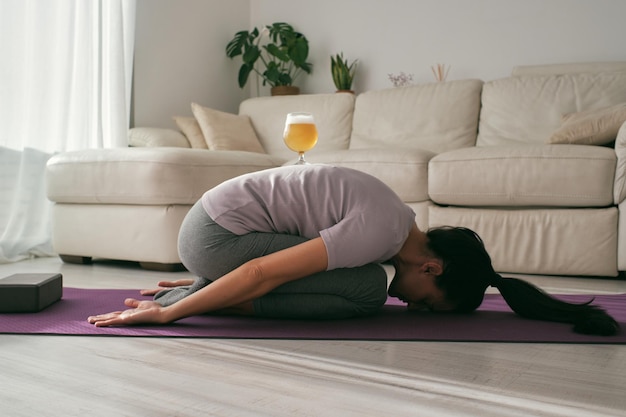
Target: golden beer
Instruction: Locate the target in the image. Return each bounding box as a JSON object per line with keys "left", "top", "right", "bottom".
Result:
{"left": 283, "top": 112, "right": 318, "bottom": 164}
{"left": 283, "top": 122, "right": 318, "bottom": 153}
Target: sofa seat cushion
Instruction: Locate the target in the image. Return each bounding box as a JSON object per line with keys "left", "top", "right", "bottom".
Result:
{"left": 46, "top": 147, "right": 284, "bottom": 205}
{"left": 429, "top": 145, "right": 616, "bottom": 207}
{"left": 304, "top": 147, "right": 435, "bottom": 203}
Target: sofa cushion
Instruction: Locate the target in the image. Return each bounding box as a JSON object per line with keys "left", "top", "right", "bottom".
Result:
{"left": 613, "top": 123, "right": 626, "bottom": 204}
{"left": 548, "top": 102, "right": 626, "bottom": 145}
{"left": 428, "top": 145, "right": 616, "bottom": 207}
{"left": 477, "top": 71, "right": 626, "bottom": 146}
{"left": 349, "top": 79, "right": 483, "bottom": 154}
{"left": 192, "top": 103, "right": 266, "bottom": 153}
{"left": 304, "top": 148, "right": 435, "bottom": 203}
{"left": 173, "top": 116, "right": 208, "bottom": 149}
{"left": 46, "top": 148, "right": 284, "bottom": 205}
{"left": 51, "top": 203, "right": 188, "bottom": 264}
{"left": 239, "top": 93, "right": 355, "bottom": 160}
{"left": 429, "top": 205, "right": 618, "bottom": 277}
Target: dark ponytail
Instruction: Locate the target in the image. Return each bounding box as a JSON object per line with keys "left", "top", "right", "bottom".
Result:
{"left": 491, "top": 274, "right": 618, "bottom": 336}
{"left": 426, "top": 226, "right": 619, "bottom": 336}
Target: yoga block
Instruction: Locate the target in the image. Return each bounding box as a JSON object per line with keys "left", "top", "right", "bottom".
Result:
{"left": 0, "top": 273, "right": 63, "bottom": 312}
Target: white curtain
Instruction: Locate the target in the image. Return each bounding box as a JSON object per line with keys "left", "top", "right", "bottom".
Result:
{"left": 0, "top": 0, "right": 136, "bottom": 263}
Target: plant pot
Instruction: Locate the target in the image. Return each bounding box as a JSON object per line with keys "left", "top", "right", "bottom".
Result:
{"left": 336, "top": 89, "right": 355, "bottom": 94}
{"left": 271, "top": 86, "right": 300, "bottom": 96}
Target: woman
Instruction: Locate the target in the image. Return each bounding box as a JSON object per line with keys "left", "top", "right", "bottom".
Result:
{"left": 88, "top": 165, "right": 618, "bottom": 335}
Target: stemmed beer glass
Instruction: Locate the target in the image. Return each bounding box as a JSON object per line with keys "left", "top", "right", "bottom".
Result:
{"left": 283, "top": 112, "right": 318, "bottom": 165}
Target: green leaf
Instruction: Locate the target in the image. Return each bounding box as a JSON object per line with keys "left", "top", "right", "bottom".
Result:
{"left": 268, "top": 22, "right": 294, "bottom": 43}
{"left": 265, "top": 44, "right": 289, "bottom": 62}
{"left": 277, "top": 73, "right": 292, "bottom": 86}
{"left": 264, "top": 61, "right": 280, "bottom": 85}
{"left": 237, "top": 64, "right": 253, "bottom": 88}
{"left": 330, "top": 52, "right": 357, "bottom": 89}
{"left": 299, "top": 62, "right": 313, "bottom": 74}
{"left": 289, "top": 37, "right": 309, "bottom": 66}
{"left": 242, "top": 44, "right": 260, "bottom": 66}
{"left": 226, "top": 28, "right": 260, "bottom": 58}
{"left": 226, "top": 30, "right": 249, "bottom": 58}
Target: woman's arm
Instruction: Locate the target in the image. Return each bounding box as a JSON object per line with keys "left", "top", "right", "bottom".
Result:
{"left": 88, "top": 237, "right": 329, "bottom": 327}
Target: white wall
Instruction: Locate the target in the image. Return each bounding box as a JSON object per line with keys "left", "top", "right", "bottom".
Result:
{"left": 132, "top": 0, "right": 250, "bottom": 128}
{"left": 133, "top": 0, "right": 626, "bottom": 128}
{"left": 251, "top": 0, "right": 626, "bottom": 94}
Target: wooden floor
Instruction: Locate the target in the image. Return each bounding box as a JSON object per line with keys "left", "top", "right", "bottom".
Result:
{"left": 1, "top": 257, "right": 625, "bottom": 417}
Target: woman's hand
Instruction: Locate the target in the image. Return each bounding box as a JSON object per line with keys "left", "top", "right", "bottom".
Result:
{"left": 87, "top": 299, "right": 170, "bottom": 327}
{"left": 139, "top": 278, "right": 196, "bottom": 296}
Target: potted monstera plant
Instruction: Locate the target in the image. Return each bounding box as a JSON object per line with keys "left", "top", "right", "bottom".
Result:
{"left": 226, "top": 22, "right": 312, "bottom": 95}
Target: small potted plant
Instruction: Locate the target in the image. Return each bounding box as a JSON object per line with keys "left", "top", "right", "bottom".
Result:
{"left": 226, "top": 22, "right": 312, "bottom": 96}
{"left": 330, "top": 53, "right": 357, "bottom": 93}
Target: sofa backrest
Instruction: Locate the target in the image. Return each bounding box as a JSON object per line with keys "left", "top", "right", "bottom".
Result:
{"left": 511, "top": 61, "right": 626, "bottom": 77}
{"left": 477, "top": 70, "right": 626, "bottom": 146}
{"left": 239, "top": 93, "right": 355, "bottom": 160}
{"left": 349, "top": 79, "right": 483, "bottom": 154}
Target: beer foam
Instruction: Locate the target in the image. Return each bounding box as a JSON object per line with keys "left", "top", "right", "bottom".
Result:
{"left": 287, "top": 113, "right": 314, "bottom": 124}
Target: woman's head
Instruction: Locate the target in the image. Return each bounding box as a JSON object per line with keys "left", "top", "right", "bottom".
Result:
{"left": 425, "top": 226, "right": 495, "bottom": 313}
{"left": 398, "top": 226, "right": 618, "bottom": 335}
{"left": 387, "top": 225, "right": 493, "bottom": 312}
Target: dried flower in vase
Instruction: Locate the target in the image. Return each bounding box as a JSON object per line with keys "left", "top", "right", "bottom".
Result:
{"left": 431, "top": 63, "right": 450, "bottom": 82}
{"left": 388, "top": 72, "right": 414, "bottom": 88}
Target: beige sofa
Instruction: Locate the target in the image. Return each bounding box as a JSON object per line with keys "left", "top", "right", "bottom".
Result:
{"left": 46, "top": 62, "right": 626, "bottom": 276}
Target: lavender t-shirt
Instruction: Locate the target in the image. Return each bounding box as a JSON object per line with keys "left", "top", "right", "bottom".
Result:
{"left": 201, "top": 165, "right": 415, "bottom": 270}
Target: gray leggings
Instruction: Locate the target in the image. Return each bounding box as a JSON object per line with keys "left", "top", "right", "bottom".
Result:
{"left": 154, "top": 201, "right": 388, "bottom": 319}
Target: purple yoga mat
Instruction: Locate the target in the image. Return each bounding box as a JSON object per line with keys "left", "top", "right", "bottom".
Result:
{"left": 0, "top": 288, "right": 624, "bottom": 343}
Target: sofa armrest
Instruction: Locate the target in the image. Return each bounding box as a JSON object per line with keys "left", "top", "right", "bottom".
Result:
{"left": 613, "top": 121, "right": 626, "bottom": 204}
{"left": 128, "top": 127, "right": 191, "bottom": 148}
